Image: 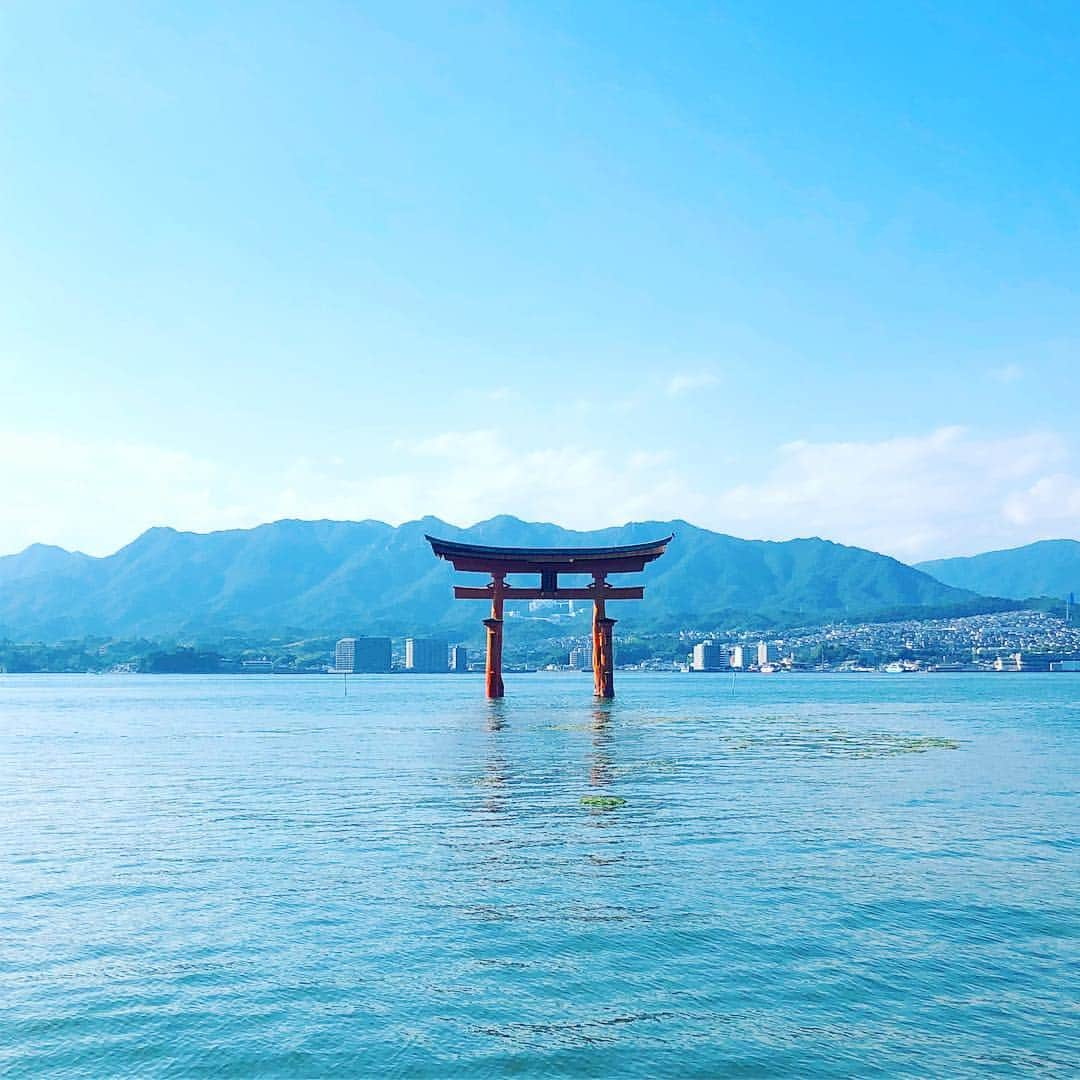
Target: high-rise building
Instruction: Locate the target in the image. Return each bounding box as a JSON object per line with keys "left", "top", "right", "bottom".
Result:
{"left": 357, "top": 637, "right": 392, "bottom": 672}
{"left": 449, "top": 645, "right": 468, "bottom": 672}
{"left": 569, "top": 644, "right": 593, "bottom": 671}
{"left": 730, "top": 644, "right": 753, "bottom": 669}
{"left": 335, "top": 638, "right": 355, "bottom": 673}
{"left": 757, "top": 640, "right": 778, "bottom": 667}
{"left": 335, "top": 637, "right": 392, "bottom": 673}
{"left": 692, "top": 642, "right": 729, "bottom": 671}
{"left": 405, "top": 638, "right": 448, "bottom": 673}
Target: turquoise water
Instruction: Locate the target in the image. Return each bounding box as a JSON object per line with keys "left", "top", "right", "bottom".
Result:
{"left": 0, "top": 672, "right": 1077, "bottom": 1077}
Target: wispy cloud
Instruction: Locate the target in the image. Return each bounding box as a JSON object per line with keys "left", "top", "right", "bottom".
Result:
{"left": 5, "top": 424, "right": 1079, "bottom": 562}
{"left": 0, "top": 431, "right": 259, "bottom": 556}
{"left": 1003, "top": 473, "right": 1080, "bottom": 528}
{"left": 376, "top": 430, "right": 702, "bottom": 529}
{"left": 270, "top": 426, "right": 1080, "bottom": 559}
{"left": 707, "top": 427, "right": 1074, "bottom": 558}
{"left": 667, "top": 371, "right": 719, "bottom": 396}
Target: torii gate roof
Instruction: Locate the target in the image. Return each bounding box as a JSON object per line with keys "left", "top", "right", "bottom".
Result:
{"left": 425, "top": 534, "right": 674, "bottom": 575}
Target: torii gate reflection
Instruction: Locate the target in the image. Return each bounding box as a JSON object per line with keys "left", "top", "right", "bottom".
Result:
{"left": 477, "top": 702, "right": 620, "bottom": 815}
{"left": 426, "top": 534, "right": 673, "bottom": 699}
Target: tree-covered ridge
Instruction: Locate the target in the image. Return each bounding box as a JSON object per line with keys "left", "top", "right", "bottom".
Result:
{"left": 917, "top": 539, "right": 1080, "bottom": 601}
{"left": 0, "top": 515, "right": 1001, "bottom": 641}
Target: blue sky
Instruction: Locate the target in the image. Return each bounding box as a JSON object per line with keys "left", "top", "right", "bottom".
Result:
{"left": 2, "top": 2, "right": 1078, "bottom": 559}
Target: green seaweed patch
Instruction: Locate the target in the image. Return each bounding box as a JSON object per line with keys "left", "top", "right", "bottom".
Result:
{"left": 709, "top": 730, "right": 962, "bottom": 760}
{"left": 810, "top": 731, "right": 961, "bottom": 758}
{"left": 897, "top": 735, "right": 960, "bottom": 753}
{"left": 580, "top": 795, "right": 626, "bottom": 809}
{"left": 613, "top": 758, "right": 679, "bottom": 777}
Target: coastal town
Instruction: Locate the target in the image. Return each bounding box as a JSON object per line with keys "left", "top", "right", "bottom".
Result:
{"left": 533, "top": 608, "right": 1080, "bottom": 675}
{"left": 671, "top": 609, "right": 1080, "bottom": 673}
{"left": 10, "top": 606, "right": 1077, "bottom": 676}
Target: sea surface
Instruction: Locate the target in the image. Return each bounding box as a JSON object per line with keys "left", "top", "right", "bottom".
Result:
{"left": 0, "top": 672, "right": 1077, "bottom": 1077}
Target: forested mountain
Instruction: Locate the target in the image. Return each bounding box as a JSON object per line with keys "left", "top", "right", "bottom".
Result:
{"left": 0, "top": 516, "right": 1004, "bottom": 641}
{"left": 917, "top": 539, "right": 1080, "bottom": 601}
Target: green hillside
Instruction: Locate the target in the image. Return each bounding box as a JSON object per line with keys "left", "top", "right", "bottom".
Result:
{"left": 917, "top": 539, "right": 1080, "bottom": 601}
{"left": 0, "top": 515, "right": 1005, "bottom": 641}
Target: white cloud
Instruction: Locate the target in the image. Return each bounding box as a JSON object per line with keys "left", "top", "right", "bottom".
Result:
{"left": 667, "top": 371, "right": 719, "bottom": 396}
{"left": 0, "top": 431, "right": 260, "bottom": 556}
{"left": 1003, "top": 473, "right": 1080, "bottom": 529}
{"left": 708, "top": 427, "right": 1074, "bottom": 559}
{"left": 3, "top": 424, "right": 1079, "bottom": 562}
{"left": 362, "top": 430, "right": 702, "bottom": 530}
{"left": 253, "top": 426, "right": 1080, "bottom": 560}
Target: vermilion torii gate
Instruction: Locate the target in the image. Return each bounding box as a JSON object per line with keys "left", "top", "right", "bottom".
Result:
{"left": 426, "top": 534, "right": 673, "bottom": 699}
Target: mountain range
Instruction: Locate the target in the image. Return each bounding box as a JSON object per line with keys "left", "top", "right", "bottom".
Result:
{"left": 917, "top": 540, "right": 1080, "bottom": 601}
{"left": 0, "top": 516, "right": 1027, "bottom": 642}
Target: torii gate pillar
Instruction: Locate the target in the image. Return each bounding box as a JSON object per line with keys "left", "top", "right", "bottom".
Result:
{"left": 592, "top": 573, "right": 615, "bottom": 699}
{"left": 483, "top": 572, "right": 506, "bottom": 699}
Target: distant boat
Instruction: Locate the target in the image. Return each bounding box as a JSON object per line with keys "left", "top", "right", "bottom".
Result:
{"left": 883, "top": 662, "right": 905, "bottom": 674}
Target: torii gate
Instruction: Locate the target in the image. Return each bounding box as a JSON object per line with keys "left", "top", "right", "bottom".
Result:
{"left": 426, "top": 534, "right": 673, "bottom": 699}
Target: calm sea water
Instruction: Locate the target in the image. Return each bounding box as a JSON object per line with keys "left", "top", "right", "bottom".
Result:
{"left": 0, "top": 672, "right": 1076, "bottom": 1077}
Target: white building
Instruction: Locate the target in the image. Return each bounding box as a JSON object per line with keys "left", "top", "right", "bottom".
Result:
{"left": 757, "top": 640, "right": 778, "bottom": 667}
{"left": 569, "top": 644, "right": 593, "bottom": 671}
{"left": 730, "top": 644, "right": 754, "bottom": 669}
{"left": 334, "top": 638, "right": 356, "bottom": 673}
